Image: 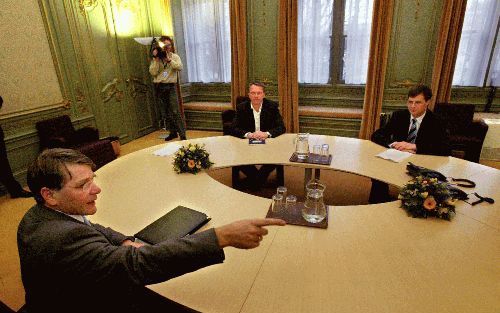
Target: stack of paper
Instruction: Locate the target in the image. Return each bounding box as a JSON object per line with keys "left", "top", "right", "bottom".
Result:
{"left": 376, "top": 149, "right": 413, "bottom": 163}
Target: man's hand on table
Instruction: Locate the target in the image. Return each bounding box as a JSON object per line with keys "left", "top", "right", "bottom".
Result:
{"left": 215, "top": 218, "right": 286, "bottom": 249}
{"left": 247, "top": 131, "right": 270, "bottom": 140}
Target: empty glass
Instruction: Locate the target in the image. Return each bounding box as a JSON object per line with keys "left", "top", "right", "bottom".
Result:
{"left": 277, "top": 186, "right": 287, "bottom": 200}
{"left": 313, "top": 144, "right": 321, "bottom": 155}
{"left": 286, "top": 195, "right": 297, "bottom": 208}
{"left": 271, "top": 194, "right": 284, "bottom": 213}
{"left": 321, "top": 144, "right": 329, "bottom": 156}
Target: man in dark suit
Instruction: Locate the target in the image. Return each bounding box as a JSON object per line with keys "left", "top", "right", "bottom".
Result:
{"left": 369, "top": 84, "right": 450, "bottom": 203}
{"left": 18, "top": 148, "right": 285, "bottom": 313}
{"left": 0, "top": 96, "right": 32, "bottom": 198}
{"left": 231, "top": 82, "right": 286, "bottom": 190}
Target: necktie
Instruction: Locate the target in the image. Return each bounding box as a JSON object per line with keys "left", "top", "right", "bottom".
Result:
{"left": 407, "top": 118, "right": 417, "bottom": 143}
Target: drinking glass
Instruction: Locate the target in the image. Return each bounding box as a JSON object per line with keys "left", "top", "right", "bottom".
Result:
{"left": 321, "top": 144, "right": 329, "bottom": 156}
{"left": 277, "top": 186, "right": 287, "bottom": 200}
{"left": 286, "top": 195, "right": 297, "bottom": 208}
{"left": 313, "top": 145, "right": 321, "bottom": 155}
{"left": 271, "top": 194, "right": 284, "bottom": 213}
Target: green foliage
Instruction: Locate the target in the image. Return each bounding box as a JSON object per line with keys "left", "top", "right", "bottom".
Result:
{"left": 172, "top": 143, "right": 214, "bottom": 174}
{"left": 399, "top": 176, "right": 457, "bottom": 220}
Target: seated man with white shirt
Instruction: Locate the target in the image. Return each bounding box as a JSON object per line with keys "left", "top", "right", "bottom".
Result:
{"left": 369, "top": 84, "right": 450, "bottom": 203}
{"left": 231, "top": 82, "right": 286, "bottom": 190}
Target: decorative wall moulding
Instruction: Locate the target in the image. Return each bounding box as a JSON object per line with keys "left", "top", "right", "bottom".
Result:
{"left": 101, "top": 78, "right": 123, "bottom": 102}
{"left": 79, "top": 0, "right": 99, "bottom": 15}
{"left": 389, "top": 79, "right": 419, "bottom": 88}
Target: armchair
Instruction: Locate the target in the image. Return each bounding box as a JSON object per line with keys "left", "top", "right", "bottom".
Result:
{"left": 434, "top": 103, "right": 489, "bottom": 163}
{"left": 35, "top": 115, "right": 116, "bottom": 169}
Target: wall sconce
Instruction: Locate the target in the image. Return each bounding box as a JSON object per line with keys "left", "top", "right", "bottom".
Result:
{"left": 78, "top": 0, "right": 98, "bottom": 14}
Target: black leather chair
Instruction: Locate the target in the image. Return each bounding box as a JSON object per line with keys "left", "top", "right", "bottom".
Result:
{"left": 434, "top": 103, "right": 489, "bottom": 163}
{"left": 221, "top": 97, "right": 284, "bottom": 190}
{"left": 35, "top": 115, "right": 116, "bottom": 169}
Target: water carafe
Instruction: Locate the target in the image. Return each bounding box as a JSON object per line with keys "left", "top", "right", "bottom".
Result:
{"left": 302, "top": 179, "right": 327, "bottom": 223}
{"left": 294, "top": 133, "right": 310, "bottom": 159}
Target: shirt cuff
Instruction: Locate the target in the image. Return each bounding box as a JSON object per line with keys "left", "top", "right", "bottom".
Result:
{"left": 267, "top": 132, "right": 272, "bottom": 138}
{"left": 244, "top": 132, "right": 251, "bottom": 138}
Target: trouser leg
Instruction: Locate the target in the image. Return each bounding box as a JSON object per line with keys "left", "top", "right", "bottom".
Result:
{"left": 256, "top": 164, "right": 278, "bottom": 186}
{"left": 164, "top": 84, "right": 186, "bottom": 139}
{"left": 369, "top": 179, "right": 390, "bottom": 204}
{"left": 0, "top": 132, "right": 23, "bottom": 195}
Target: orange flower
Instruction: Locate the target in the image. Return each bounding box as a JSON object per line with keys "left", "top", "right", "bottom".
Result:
{"left": 423, "top": 196, "right": 437, "bottom": 210}
{"left": 187, "top": 159, "right": 195, "bottom": 168}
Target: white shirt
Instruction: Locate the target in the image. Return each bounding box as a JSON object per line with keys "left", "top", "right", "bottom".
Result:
{"left": 244, "top": 102, "right": 272, "bottom": 138}
{"left": 408, "top": 111, "right": 426, "bottom": 133}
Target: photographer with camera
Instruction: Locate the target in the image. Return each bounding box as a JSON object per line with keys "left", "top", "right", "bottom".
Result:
{"left": 149, "top": 36, "right": 186, "bottom": 141}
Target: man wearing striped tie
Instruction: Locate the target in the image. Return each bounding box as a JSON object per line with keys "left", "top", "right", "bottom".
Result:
{"left": 371, "top": 84, "right": 449, "bottom": 156}
{"left": 369, "top": 84, "right": 449, "bottom": 203}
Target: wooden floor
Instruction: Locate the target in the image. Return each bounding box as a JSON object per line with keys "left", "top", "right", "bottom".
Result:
{"left": 1, "top": 129, "right": 498, "bottom": 311}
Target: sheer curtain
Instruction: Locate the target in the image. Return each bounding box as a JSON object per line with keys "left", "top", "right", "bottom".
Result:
{"left": 181, "top": 0, "right": 231, "bottom": 83}
{"left": 297, "top": 0, "right": 373, "bottom": 84}
{"left": 452, "top": 0, "right": 499, "bottom": 86}
{"left": 297, "top": 0, "right": 333, "bottom": 83}
{"left": 343, "top": 0, "right": 374, "bottom": 84}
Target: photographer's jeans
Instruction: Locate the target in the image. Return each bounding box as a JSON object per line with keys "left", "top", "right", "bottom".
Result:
{"left": 157, "top": 83, "right": 186, "bottom": 138}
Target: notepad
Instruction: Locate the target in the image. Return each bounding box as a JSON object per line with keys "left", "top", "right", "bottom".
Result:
{"left": 134, "top": 206, "right": 211, "bottom": 244}
{"left": 376, "top": 149, "right": 412, "bottom": 163}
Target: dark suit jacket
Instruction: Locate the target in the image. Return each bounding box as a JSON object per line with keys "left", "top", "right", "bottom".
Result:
{"left": 371, "top": 109, "right": 450, "bottom": 156}
{"left": 231, "top": 98, "right": 286, "bottom": 138}
{"left": 17, "top": 204, "right": 225, "bottom": 313}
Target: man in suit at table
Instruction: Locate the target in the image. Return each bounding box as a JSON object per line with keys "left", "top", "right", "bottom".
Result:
{"left": 231, "top": 82, "right": 286, "bottom": 190}
{"left": 369, "top": 84, "right": 450, "bottom": 203}
{"left": 18, "top": 148, "right": 285, "bottom": 313}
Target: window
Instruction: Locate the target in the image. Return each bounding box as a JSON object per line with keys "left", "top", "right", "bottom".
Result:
{"left": 298, "top": 0, "right": 374, "bottom": 84}
{"left": 180, "top": 0, "right": 231, "bottom": 83}
{"left": 452, "top": 0, "right": 500, "bottom": 87}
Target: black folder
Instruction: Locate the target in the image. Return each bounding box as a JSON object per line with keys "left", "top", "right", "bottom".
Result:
{"left": 134, "top": 206, "right": 211, "bottom": 244}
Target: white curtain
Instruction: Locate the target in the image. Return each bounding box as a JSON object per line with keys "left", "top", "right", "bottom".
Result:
{"left": 298, "top": 0, "right": 334, "bottom": 84}
{"left": 343, "top": 0, "right": 374, "bottom": 84}
{"left": 181, "top": 0, "right": 231, "bottom": 83}
{"left": 453, "top": 0, "right": 499, "bottom": 86}
{"left": 297, "top": 0, "right": 373, "bottom": 84}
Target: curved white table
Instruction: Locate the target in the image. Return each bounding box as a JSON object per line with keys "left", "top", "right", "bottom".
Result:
{"left": 92, "top": 134, "right": 499, "bottom": 313}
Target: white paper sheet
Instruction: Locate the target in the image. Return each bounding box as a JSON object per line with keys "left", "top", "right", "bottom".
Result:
{"left": 153, "top": 143, "right": 182, "bottom": 157}
{"left": 376, "top": 149, "right": 413, "bottom": 163}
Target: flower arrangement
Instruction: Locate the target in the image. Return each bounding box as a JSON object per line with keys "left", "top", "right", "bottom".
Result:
{"left": 398, "top": 176, "right": 456, "bottom": 220}
{"left": 172, "top": 143, "right": 214, "bottom": 174}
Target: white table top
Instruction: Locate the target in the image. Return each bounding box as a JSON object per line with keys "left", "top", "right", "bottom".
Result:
{"left": 92, "top": 134, "right": 499, "bottom": 313}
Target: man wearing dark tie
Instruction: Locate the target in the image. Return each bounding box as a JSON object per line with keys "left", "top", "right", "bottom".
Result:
{"left": 231, "top": 82, "right": 286, "bottom": 190}
{"left": 369, "top": 84, "right": 450, "bottom": 203}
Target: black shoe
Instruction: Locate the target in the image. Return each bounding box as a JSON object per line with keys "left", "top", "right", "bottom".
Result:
{"left": 179, "top": 135, "right": 187, "bottom": 140}
{"left": 164, "top": 132, "right": 178, "bottom": 141}
{"left": 10, "top": 190, "right": 33, "bottom": 199}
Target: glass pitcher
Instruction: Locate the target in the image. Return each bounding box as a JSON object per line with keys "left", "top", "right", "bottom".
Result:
{"left": 294, "top": 133, "right": 310, "bottom": 159}
{"left": 302, "top": 179, "right": 327, "bottom": 223}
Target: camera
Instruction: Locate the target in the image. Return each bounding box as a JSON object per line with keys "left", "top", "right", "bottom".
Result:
{"left": 151, "top": 46, "right": 166, "bottom": 59}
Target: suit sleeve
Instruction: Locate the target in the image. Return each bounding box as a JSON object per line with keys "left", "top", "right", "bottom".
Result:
{"left": 371, "top": 113, "right": 398, "bottom": 147}
{"left": 44, "top": 222, "right": 225, "bottom": 286}
{"left": 267, "top": 105, "right": 286, "bottom": 137}
{"left": 231, "top": 103, "right": 250, "bottom": 138}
